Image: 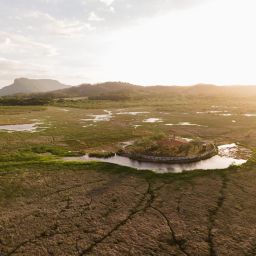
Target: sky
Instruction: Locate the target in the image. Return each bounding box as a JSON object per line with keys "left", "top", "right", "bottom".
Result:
{"left": 1, "top": 0, "right": 256, "bottom": 87}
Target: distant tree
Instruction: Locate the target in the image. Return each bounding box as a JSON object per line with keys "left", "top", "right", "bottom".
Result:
{"left": 0, "top": 96, "right": 51, "bottom": 106}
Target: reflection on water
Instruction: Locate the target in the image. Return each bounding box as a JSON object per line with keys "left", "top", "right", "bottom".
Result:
{"left": 143, "top": 118, "right": 162, "bottom": 123}
{"left": 218, "top": 143, "right": 238, "bottom": 157}
{"left": 117, "top": 111, "right": 149, "bottom": 116}
{"left": 244, "top": 114, "right": 256, "bottom": 117}
{"left": 65, "top": 152, "right": 247, "bottom": 174}
{"left": 0, "top": 123, "right": 41, "bottom": 132}
{"left": 81, "top": 110, "right": 113, "bottom": 122}
{"left": 165, "top": 122, "right": 205, "bottom": 127}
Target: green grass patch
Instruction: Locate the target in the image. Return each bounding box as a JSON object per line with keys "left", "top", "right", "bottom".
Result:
{"left": 31, "top": 145, "right": 84, "bottom": 157}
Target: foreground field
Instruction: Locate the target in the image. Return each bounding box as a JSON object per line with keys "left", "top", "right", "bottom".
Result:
{"left": 0, "top": 96, "right": 256, "bottom": 255}
{"left": 1, "top": 161, "right": 256, "bottom": 255}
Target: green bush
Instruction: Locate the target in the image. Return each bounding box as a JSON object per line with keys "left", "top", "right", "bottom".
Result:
{"left": 88, "top": 151, "right": 115, "bottom": 158}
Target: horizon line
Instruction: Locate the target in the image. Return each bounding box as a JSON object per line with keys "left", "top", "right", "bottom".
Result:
{"left": 2, "top": 77, "right": 256, "bottom": 89}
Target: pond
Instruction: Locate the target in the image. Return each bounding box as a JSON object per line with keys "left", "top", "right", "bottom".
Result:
{"left": 165, "top": 122, "right": 205, "bottom": 127}
{"left": 244, "top": 114, "right": 256, "bottom": 117}
{"left": 143, "top": 118, "right": 162, "bottom": 123}
{"left": 64, "top": 144, "right": 247, "bottom": 174}
{"left": 117, "top": 111, "right": 149, "bottom": 116}
{"left": 81, "top": 110, "right": 113, "bottom": 122}
{"left": 0, "top": 123, "right": 41, "bottom": 132}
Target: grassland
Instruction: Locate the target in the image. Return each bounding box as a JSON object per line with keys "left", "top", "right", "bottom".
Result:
{"left": 1, "top": 95, "right": 256, "bottom": 255}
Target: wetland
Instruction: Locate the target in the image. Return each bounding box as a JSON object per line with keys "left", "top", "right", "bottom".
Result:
{"left": 1, "top": 94, "right": 256, "bottom": 256}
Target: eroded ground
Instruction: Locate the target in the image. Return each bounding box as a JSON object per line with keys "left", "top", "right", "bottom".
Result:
{"left": 0, "top": 161, "right": 256, "bottom": 256}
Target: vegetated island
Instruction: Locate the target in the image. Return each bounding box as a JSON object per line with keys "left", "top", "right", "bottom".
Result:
{"left": 118, "top": 134, "right": 218, "bottom": 164}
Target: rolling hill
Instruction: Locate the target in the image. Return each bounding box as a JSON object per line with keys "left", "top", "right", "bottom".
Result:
{"left": 43, "top": 82, "right": 149, "bottom": 99}
{"left": 46, "top": 82, "right": 256, "bottom": 100}
{"left": 3, "top": 78, "right": 256, "bottom": 100}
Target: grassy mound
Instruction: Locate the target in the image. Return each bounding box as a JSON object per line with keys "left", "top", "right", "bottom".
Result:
{"left": 119, "top": 134, "right": 215, "bottom": 158}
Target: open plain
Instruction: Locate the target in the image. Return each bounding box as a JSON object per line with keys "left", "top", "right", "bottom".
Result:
{"left": 1, "top": 95, "right": 256, "bottom": 255}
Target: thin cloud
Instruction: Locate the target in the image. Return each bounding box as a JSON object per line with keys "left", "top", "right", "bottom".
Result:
{"left": 0, "top": 0, "right": 255, "bottom": 87}
{"left": 88, "top": 12, "right": 104, "bottom": 22}
{"left": 0, "top": 31, "right": 58, "bottom": 57}
{"left": 25, "top": 11, "right": 94, "bottom": 37}
{"left": 99, "top": 0, "right": 115, "bottom": 6}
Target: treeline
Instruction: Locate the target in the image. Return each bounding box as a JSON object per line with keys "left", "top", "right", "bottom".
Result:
{"left": 88, "top": 92, "right": 130, "bottom": 101}
{"left": 0, "top": 89, "right": 150, "bottom": 106}
{"left": 0, "top": 96, "right": 52, "bottom": 106}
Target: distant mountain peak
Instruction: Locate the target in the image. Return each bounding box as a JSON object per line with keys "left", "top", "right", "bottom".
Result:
{"left": 0, "top": 78, "right": 70, "bottom": 96}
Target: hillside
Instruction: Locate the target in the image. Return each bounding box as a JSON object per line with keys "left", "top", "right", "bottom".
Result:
{"left": 42, "top": 82, "right": 256, "bottom": 100}
{"left": 147, "top": 84, "right": 256, "bottom": 98}
{"left": 5, "top": 79, "right": 256, "bottom": 100}
{"left": 0, "top": 78, "right": 70, "bottom": 96}
{"left": 49, "top": 82, "right": 143, "bottom": 97}
{"left": 44, "top": 81, "right": 148, "bottom": 99}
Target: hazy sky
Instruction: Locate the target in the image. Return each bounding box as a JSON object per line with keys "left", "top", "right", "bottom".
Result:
{"left": 1, "top": 0, "right": 256, "bottom": 87}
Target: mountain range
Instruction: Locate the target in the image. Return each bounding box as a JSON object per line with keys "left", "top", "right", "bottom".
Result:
{"left": 2, "top": 78, "right": 256, "bottom": 99}
{"left": 47, "top": 82, "right": 256, "bottom": 99}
